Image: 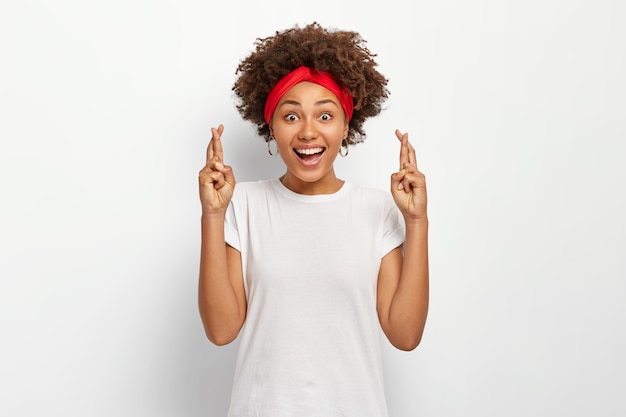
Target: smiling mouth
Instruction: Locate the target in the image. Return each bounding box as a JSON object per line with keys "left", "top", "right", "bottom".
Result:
{"left": 294, "top": 147, "right": 325, "bottom": 161}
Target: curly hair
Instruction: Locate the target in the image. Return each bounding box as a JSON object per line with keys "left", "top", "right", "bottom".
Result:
{"left": 232, "top": 22, "right": 389, "bottom": 145}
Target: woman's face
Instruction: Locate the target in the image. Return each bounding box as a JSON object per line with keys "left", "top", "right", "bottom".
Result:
{"left": 270, "top": 81, "right": 349, "bottom": 194}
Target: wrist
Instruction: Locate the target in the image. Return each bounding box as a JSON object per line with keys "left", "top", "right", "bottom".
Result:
{"left": 404, "top": 216, "right": 428, "bottom": 228}
{"left": 201, "top": 210, "right": 227, "bottom": 223}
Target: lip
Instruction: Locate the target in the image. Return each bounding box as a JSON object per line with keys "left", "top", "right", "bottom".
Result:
{"left": 293, "top": 144, "right": 326, "bottom": 151}
{"left": 293, "top": 146, "right": 326, "bottom": 167}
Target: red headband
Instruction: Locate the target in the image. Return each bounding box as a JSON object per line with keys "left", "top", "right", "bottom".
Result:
{"left": 263, "top": 66, "right": 354, "bottom": 124}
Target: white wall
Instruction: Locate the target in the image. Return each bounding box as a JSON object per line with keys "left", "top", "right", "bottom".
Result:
{"left": 1, "top": 1, "right": 625, "bottom": 416}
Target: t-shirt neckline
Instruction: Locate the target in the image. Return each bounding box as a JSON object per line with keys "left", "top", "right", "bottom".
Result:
{"left": 270, "top": 177, "right": 353, "bottom": 203}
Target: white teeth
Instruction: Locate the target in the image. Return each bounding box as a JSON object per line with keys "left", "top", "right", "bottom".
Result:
{"left": 295, "top": 147, "right": 324, "bottom": 155}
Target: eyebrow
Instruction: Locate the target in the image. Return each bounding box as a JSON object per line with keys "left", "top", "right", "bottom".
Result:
{"left": 278, "top": 99, "right": 340, "bottom": 108}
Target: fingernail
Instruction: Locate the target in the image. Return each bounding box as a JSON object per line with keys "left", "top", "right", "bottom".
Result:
{"left": 215, "top": 162, "right": 223, "bottom": 169}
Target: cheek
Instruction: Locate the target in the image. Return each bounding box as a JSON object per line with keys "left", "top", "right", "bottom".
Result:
{"left": 274, "top": 137, "right": 293, "bottom": 154}
{"left": 319, "top": 121, "right": 344, "bottom": 135}
{"left": 326, "top": 126, "right": 347, "bottom": 146}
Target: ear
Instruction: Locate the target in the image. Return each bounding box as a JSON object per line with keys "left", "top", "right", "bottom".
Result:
{"left": 342, "top": 122, "right": 349, "bottom": 139}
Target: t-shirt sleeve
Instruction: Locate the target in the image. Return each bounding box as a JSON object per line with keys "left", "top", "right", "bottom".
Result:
{"left": 224, "top": 198, "right": 241, "bottom": 252}
{"left": 381, "top": 195, "right": 405, "bottom": 257}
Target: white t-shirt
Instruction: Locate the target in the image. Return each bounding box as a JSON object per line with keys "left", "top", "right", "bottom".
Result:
{"left": 224, "top": 178, "right": 405, "bottom": 417}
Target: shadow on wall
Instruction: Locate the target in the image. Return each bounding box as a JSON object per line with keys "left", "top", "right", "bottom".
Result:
{"left": 145, "top": 255, "right": 240, "bottom": 416}
{"left": 192, "top": 337, "right": 240, "bottom": 416}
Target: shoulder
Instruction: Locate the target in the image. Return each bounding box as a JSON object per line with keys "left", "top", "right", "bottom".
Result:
{"left": 348, "top": 183, "right": 394, "bottom": 206}
{"left": 348, "top": 183, "right": 402, "bottom": 225}
{"left": 232, "top": 178, "right": 276, "bottom": 197}
{"left": 229, "top": 179, "right": 284, "bottom": 210}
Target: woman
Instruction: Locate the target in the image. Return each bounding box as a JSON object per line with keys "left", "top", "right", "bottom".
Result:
{"left": 198, "top": 22, "right": 429, "bottom": 417}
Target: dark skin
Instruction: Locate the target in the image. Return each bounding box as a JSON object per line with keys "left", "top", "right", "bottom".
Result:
{"left": 199, "top": 23, "right": 428, "bottom": 349}
{"left": 198, "top": 95, "right": 428, "bottom": 350}
{"left": 233, "top": 22, "right": 389, "bottom": 144}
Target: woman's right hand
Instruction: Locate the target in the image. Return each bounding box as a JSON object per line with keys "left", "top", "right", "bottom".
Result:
{"left": 199, "top": 124, "right": 236, "bottom": 214}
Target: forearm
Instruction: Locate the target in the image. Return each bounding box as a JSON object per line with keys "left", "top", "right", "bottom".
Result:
{"left": 198, "top": 213, "right": 244, "bottom": 345}
{"left": 387, "top": 219, "right": 429, "bottom": 349}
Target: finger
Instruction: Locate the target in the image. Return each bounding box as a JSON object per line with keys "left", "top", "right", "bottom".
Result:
{"left": 199, "top": 166, "right": 219, "bottom": 181}
{"left": 399, "top": 164, "right": 419, "bottom": 194}
{"left": 206, "top": 137, "right": 214, "bottom": 165}
{"left": 206, "top": 125, "right": 224, "bottom": 164}
{"left": 220, "top": 164, "right": 235, "bottom": 186}
{"left": 402, "top": 167, "right": 426, "bottom": 190}
{"left": 391, "top": 169, "right": 406, "bottom": 192}
{"left": 211, "top": 158, "right": 225, "bottom": 171}
{"left": 212, "top": 124, "right": 225, "bottom": 163}
{"left": 403, "top": 171, "right": 412, "bottom": 194}
{"left": 396, "top": 129, "right": 409, "bottom": 170}
{"left": 406, "top": 139, "right": 418, "bottom": 169}
{"left": 208, "top": 171, "right": 226, "bottom": 190}
{"left": 201, "top": 170, "right": 225, "bottom": 189}
{"left": 205, "top": 162, "right": 235, "bottom": 184}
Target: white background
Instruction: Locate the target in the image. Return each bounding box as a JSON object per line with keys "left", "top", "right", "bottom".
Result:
{"left": 1, "top": 1, "right": 625, "bottom": 416}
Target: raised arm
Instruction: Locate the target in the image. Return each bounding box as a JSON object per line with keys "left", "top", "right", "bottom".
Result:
{"left": 198, "top": 125, "right": 246, "bottom": 346}
{"left": 377, "top": 129, "right": 429, "bottom": 351}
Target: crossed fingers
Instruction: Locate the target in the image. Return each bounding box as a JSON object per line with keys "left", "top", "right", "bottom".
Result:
{"left": 395, "top": 129, "right": 420, "bottom": 192}
{"left": 201, "top": 124, "right": 228, "bottom": 190}
{"left": 206, "top": 124, "right": 225, "bottom": 170}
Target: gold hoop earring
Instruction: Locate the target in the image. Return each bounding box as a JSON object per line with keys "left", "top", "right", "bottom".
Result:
{"left": 268, "top": 135, "right": 278, "bottom": 156}
{"left": 339, "top": 138, "right": 349, "bottom": 157}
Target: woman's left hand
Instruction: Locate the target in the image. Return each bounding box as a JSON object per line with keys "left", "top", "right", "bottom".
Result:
{"left": 390, "top": 130, "right": 428, "bottom": 223}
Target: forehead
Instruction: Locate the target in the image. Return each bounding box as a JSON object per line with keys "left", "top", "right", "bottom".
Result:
{"left": 278, "top": 81, "right": 340, "bottom": 104}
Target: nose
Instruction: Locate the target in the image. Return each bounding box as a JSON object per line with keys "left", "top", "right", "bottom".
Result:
{"left": 298, "top": 118, "right": 317, "bottom": 141}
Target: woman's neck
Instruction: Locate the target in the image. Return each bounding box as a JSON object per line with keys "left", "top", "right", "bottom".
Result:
{"left": 279, "top": 171, "right": 344, "bottom": 195}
